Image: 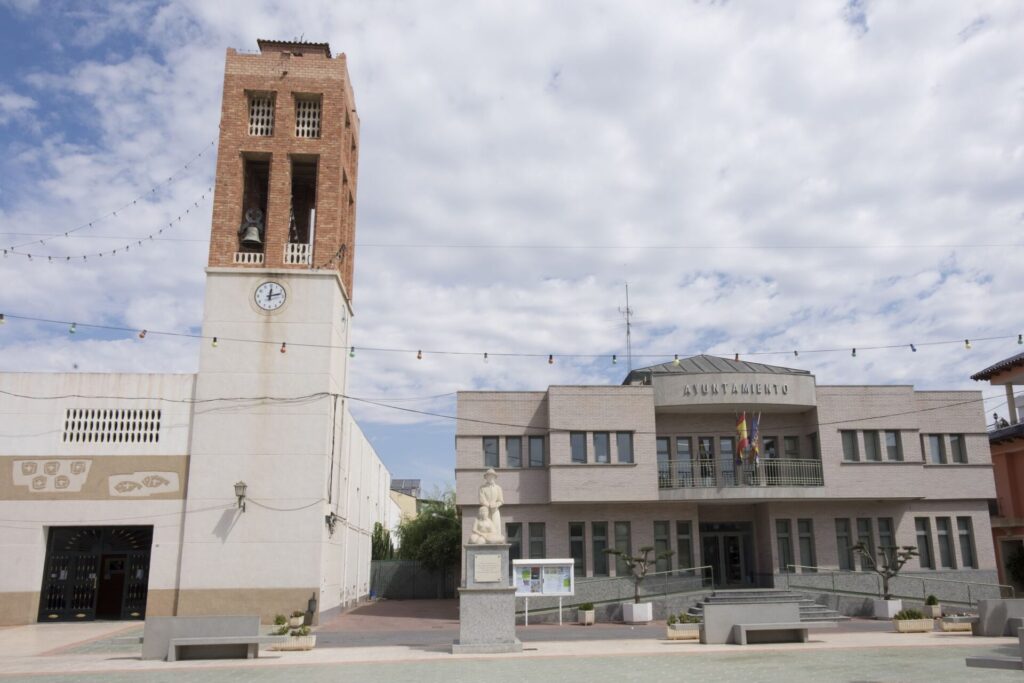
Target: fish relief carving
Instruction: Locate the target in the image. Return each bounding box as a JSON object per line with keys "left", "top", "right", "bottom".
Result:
{"left": 142, "top": 475, "right": 170, "bottom": 488}
{"left": 44, "top": 461, "right": 60, "bottom": 475}
{"left": 114, "top": 481, "right": 143, "bottom": 493}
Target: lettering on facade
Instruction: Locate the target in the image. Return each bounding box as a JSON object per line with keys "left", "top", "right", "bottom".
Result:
{"left": 681, "top": 383, "right": 790, "bottom": 398}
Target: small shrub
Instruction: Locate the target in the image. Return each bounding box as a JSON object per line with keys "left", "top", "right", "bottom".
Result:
{"left": 578, "top": 602, "right": 594, "bottom": 611}
{"left": 272, "top": 625, "right": 289, "bottom": 636}
{"left": 290, "top": 626, "right": 311, "bottom": 637}
{"left": 677, "top": 612, "right": 702, "bottom": 624}
{"left": 273, "top": 614, "right": 286, "bottom": 625}
{"left": 291, "top": 610, "right": 305, "bottom": 618}
{"left": 667, "top": 614, "right": 678, "bottom": 625}
{"left": 925, "top": 595, "right": 939, "bottom": 606}
{"left": 894, "top": 609, "right": 925, "bottom": 620}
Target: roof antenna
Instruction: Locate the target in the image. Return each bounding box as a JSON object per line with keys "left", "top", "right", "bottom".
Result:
{"left": 619, "top": 282, "right": 633, "bottom": 371}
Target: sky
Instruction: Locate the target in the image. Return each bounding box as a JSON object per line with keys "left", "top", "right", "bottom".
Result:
{"left": 0, "top": 0, "right": 1022, "bottom": 494}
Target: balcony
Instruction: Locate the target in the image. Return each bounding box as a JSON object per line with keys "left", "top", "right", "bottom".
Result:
{"left": 658, "top": 457, "right": 824, "bottom": 489}
{"left": 284, "top": 243, "right": 313, "bottom": 265}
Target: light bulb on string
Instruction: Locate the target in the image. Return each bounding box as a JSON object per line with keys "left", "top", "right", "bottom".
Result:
{"left": 734, "top": 353, "right": 739, "bottom": 361}
{"left": 672, "top": 354, "right": 680, "bottom": 367}
{"left": 910, "top": 344, "right": 917, "bottom": 352}
{"left": 483, "top": 352, "right": 489, "bottom": 363}
{"left": 0, "top": 313, "right": 5, "bottom": 325}
{"left": 793, "top": 350, "right": 798, "bottom": 357}
{"left": 349, "top": 347, "right": 355, "bottom": 358}
{"left": 548, "top": 354, "right": 554, "bottom": 365}
{"left": 851, "top": 348, "right": 857, "bottom": 357}
{"left": 280, "top": 342, "right": 287, "bottom": 354}
{"left": 211, "top": 337, "right": 218, "bottom": 348}
{"left": 964, "top": 339, "right": 971, "bottom": 350}
{"left": 1018, "top": 334, "right": 1023, "bottom": 345}
{"left": 138, "top": 330, "right": 147, "bottom": 339}
{"left": 417, "top": 350, "right": 422, "bottom": 360}
{"left": 68, "top": 323, "right": 76, "bottom": 334}
{"left": 612, "top": 355, "right": 618, "bottom": 365}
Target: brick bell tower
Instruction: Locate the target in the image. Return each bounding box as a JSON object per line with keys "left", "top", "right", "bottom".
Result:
{"left": 177, "top": 40, "right": 362, "bottom": 621}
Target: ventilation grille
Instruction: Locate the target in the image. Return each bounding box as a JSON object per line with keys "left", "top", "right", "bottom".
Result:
{"left": 295, "top": 97, "right": 322, "bottom": 138}
{"left": 63, "top": 408, "right": 161, "bottom": 444}
{"left": 248, "top": 94, "right": 275, "bottom": 136}
{"left": 284, "top": 242, "right": 312, "bottom": 265}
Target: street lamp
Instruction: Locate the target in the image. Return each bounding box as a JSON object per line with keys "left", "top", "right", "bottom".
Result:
{"left": 234, "top": 480, "right": 247, "bottom": 512}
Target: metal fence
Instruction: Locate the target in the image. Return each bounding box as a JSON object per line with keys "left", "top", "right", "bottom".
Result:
{"left": 658, "top": 458, "right": 824, "bottom": 488}
{"left": 781, "top": 565, "right": 1012, "bottom": 606}
{"left": 370, "top": 560, "right": 458, "bottom": 599}
{"left": 515, "top": 566, "right": 713, "bottom": 613}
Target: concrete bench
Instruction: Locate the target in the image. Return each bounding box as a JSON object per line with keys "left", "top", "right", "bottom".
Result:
{"left": 142, "top": 616, "right": 265, "bottom": 661}
{"left": 733, "top": 621, "right": 836, "bottom": 645}
{"left": 966, "top": 626, "right": 1024, "bottom": 671}
{"left": 167, "top": 635, "right": 290, "bottom": 662}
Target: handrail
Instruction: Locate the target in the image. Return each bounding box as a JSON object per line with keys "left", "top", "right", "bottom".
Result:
{"left": 576, "top": 564, "right": 715, "bottom": 588}
{"left": 783, "top": 564, "right": 1014, "bottom": 605}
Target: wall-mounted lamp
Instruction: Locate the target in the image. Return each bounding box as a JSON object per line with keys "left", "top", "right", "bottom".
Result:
{"left": 325, "top": 512, "right": 339, "bottom": 536}
{"left": 234, "top": 480, "right": 248, "bottom": 512}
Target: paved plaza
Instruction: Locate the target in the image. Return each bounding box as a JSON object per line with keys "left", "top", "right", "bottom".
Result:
{"left": 1, "top": 601, "right": 1023, "bottom": 682}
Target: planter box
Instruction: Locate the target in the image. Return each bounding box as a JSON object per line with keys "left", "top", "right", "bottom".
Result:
{"left": 578, "top": 609, "right": 595, "bottom": 626}
{"left": 924, "top": 605, "right": 942, "bottom": 618}
{"left": 666, "top": 623, "right": 700, "bottom": 640}
{"left": 623, "top": 602, "right": 653, "bottom": 624}
{"left": 270, "top": 635, "right": 317, "bottom": 651}
{"left": 893, "top": 618, "right": 934, "bottom": 633}
{"left": 940, "top": 617, "right": 974, "bottom": 632}
{"left": 873, "top": 599, "right": 902, "bottom": 619}
{"left": 289, "top": 616, "right": 305, "bottom": 628}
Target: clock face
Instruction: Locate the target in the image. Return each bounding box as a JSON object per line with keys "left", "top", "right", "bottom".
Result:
{"left": 254, "top": 281, "right": 286, "bottom": 311}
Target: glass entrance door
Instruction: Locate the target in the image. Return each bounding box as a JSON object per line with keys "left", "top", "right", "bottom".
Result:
{"left": 699, "top": 522, "right": 754, "bottom": 587}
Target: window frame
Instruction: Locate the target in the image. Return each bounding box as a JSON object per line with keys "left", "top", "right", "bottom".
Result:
{"left": 528, "top": 435, "right": 545, "bottom": 467}
{"left": 776, "top": 519, "right": 794, "bottom": 573}
{"left": 863, "top": 431, "right": 882, "bottom": 462}
{"left": 483, "top": 436, "right": 499, "bottom": 468}
{"left": 915, "top": 517, "right": 935, "bottom": 569}
{"left": 592, "top": 522, "right": 609, "bottom": 576}
{"left": 569, "top": 522, "right": 586, "bottom": 576}
{"left": 835, "top": 518, "right": 854, "bottom": 571}
{"left": 616, "top": 432, "right": 634, "bottom": 464}
{"left": 676, "top": 521, "right": 694, "bottom": 570}
{"left": 957, "top": 517, "right": 977, "bottom": 568}
{"left": 797, "top": 519, "right": 816, "bottom": 572}
{"left": 528, "top": 522, "right": 546, "bottom": 559}
{"left": 950, "top": 434, "right": 967, "bottom": 464}
{"left": 613, "top": 521, "right": 631, "bottom": 576}
{"left": 593, "top": 432, "right": 611, "bottom": 464}
{"left": 936, "top": 517, "right": 955, "bottom": 569}
{"left": 884, "top": 431, "right": 902, "bottom": 461}
{"left": 570, "top": 432, "right": 588, "bottom": 464}
{"left": 841, "top": 430, "right": 859, "bottom": 462}
{"left": 506, "top": 436, "right": 522, "bottom": 469}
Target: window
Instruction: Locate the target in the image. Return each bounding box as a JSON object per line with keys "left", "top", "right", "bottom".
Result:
{"left": 506, "top": 523, "right": 522, "bottom": 567}
{"left": 675, "top": 437, "right": 693, "bottom": 486}
{"left": 676, "top": 521, "right": 693, "bottom": 569}
{"left": 878, "top": 517, "right": 895, "bottom": 554}
{"left": 856, "top": 518, "right": 875, "bottom": 571}
{"left": 915, "top": 518, "right": 935, "bottom": 569}
{"left": 936, "top": 517, "right": 955, "bottom": 568}
{"left": 528, "top": 522, "right": 546, "bottom": 559}
{"left": 592, "top": 523, "right": 608, "bottom": 576}
{"left": 720, "top": 437, "right": 736, "bottom": 484}
{"left": 836, "top": 519, "right": 854, "bottom": 571}
{"left": 698, "top": 437, "right": 715, "bottom": 484}
{"left": 776, "top": 519, "right": 794, "bottom": 573}
{"left": 614, "top": 521, "right": 631, "bottom": 576}
{"left": 864, "top": 431, "right": 882, "bottom": 462}
{"left": 784, "top": 436, "right": 800, "bottom": 459}
{"left": 569, "top": 522, "right": 586, "bottom": 576}
{"left": 809, "top": 432, "right": 820, "bottom": 459}
{"left": 239, "top": 157, "right": 270, "bottom": 254}
{"left": 950, "top": 434, "right": 967, "bottom": 464}
{"left": 841, "top": 430, "right": 859, "bottom": 462}
{"left": 529, "top": 436, "right": 545, "bottom": 467}
{"left": 571, "top": 432, "right": 587, "bottom": 464}
{"left": 288, "top": 157, "right": 318, "bottom": 248}
{"left": 798, "top": 519, "right": 816, "bottom": 571}
{"left": 884, "top": 431, "right": 902, "bottom": 461}
{"left": 594, "top": 432, "right": 610, "bottom": 464}
{"left": 506, "top": 437, "right": 522, "bottom": 468}
{"left": 763, "top": 436, "right": 778, "bottom": 459}
{"left": 295, "top": 95, "right": 322, "bottom": 138}
{"left": 957, "top": 517, "right": 977, "bottom": 568}
{"left": 616, "top": 432, "right": 634, "bottom": 464}
{"left": 248, "top": 93, "right": 275, "bottom": 136}
{"left": 925, "top": 435, "right": 946, "bottom": 464}
{"left": 654, "top": 521, "right": 671, "bottom": 573}
{"left": 656, "top": 437, "right": 670, "bottom": 486}
{"left": 483, "top": 437, "right": 499, "bottom": 468}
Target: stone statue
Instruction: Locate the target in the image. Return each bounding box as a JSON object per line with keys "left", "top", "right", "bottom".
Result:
{"left": 475, "top": 468, "right": 505, "bottom": 543}
{"left": 468, "top": 506, "right": 503, "bottom": 544}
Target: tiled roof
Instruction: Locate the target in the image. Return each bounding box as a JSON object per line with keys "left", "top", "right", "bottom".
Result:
{"left": 971, "top": 351, "right": 1024, "bottom": 381}
{"left": 623, "top": 354, "right": 811, "bottom": 384}
{"left": 989, "top": 422, "right": 1024, "bottom": 445}
{"left": 256, "top": 39, "right": 332, "bottom": 57}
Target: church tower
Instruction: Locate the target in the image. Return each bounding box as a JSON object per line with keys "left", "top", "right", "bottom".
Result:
{"left": 178, "top": 40, "right": 364, "bottom": 620}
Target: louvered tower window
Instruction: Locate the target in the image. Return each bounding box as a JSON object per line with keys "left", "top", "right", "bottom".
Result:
{"left": 295, "top": 95, "right": 322, "bottom": 138}
{"left": 248, "top": 93, "right": 275, "bottom": 136}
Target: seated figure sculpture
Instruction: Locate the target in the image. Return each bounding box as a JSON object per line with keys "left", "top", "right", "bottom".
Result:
{"left": 468, "top": 506, "right": 504, "bottom": 544}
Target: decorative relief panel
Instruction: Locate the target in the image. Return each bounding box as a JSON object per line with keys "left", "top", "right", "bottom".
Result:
{"left": 108, "top": 471, "right": 180, "bottom": 497}
{"left": 13, "top": 460, "right": 92, "bottom": 493}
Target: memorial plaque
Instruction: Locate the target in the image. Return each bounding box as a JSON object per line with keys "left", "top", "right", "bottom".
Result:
{"left": 474, "top": 553, "right": 502, "bottom": 583}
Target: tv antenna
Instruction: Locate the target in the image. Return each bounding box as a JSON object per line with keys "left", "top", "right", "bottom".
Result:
{"left": 619, "top": 282, "right": 633, "bottom": 371}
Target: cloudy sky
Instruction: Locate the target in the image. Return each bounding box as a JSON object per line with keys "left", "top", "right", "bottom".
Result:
{"left": 1, "top": 1, "right": 1022, "bottom": 492}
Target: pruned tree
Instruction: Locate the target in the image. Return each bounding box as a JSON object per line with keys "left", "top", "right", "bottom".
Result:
{"left": 604, "top": 546, "right": 674, "bottom": 603}
{"left": 851, "top": 543, "right": 919, "bottom": 600}
{"left": 371, "top": 521, "right": 394, "bottom": 561}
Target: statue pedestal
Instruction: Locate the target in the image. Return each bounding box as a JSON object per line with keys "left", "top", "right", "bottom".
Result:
{"left": 452, "top": 543, "right": 522, "bottom": 654}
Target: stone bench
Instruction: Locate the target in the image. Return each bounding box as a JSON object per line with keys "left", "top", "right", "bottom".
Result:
{"left": 966, "top": 626, "right": 1024, "bottom": 671}
{"left": 166, "top": 635, "right": 290, "bottom": 662}
{"left": 732, "top": 621, "right": 836, "bottom": 645}
{"left": 142, "top": 616, "right": 268, "bottom": 661}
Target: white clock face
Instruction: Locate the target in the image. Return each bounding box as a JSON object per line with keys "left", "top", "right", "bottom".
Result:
{"left": 254, "top": 282, "right": 286, "bottom": 311}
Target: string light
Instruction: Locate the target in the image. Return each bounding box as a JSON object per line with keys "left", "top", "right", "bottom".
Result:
{"left": 612, "top": 354, "right": 618, "bottom": 364}
{"left": 349, "top": 347, "right": 355, "bottom": 358}
{"left": 0, "top": 313, "right": 5, "bottom": 324}
{"left": 1019, "top": 334, "right": 1023, "bottom": 345}
{"left": 68, "top": 323, "right": 76, "bottom": 334}
{"left": 734, "top": 353, "right": 739, "bottom": 361}
{"left": 211, "top": 337, "right": 218, "bottom": 348}
{"left": 852, "top": 348, "right": 857, "bottom": 357}
{"left": 672, "top": 354, "right": 680, "bottom": 366}
{"left": 138, "top": 329, "right": 147, "bottom": 339}
{"left": 965, "top": 339, "right": 972, "bottom": 350}
{"left": 417, "top": 350, "right": 422, "bottom": 360}
{"left": 548, "top": 354, "right": 554, "bottom": 365}
{"left": 280, "top": 342, "right": 287, "bottom": 354}
{"left": 484, "top": 352, "right": 489, "bottom": 363}
{"left": 793, "top": 350, "right": 798, "bottom": 357}
{"left": 910, "top": 344, "right": 917, "bottom": 352}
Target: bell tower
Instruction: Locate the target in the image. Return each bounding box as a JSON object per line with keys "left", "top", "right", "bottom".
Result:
{"left": 178, "top": 40, "right": 363, "bottom": 621}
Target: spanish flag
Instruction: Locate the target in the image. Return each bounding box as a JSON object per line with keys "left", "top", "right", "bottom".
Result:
{"left": 736, "top": 412, "right": 749, "bottom": 462}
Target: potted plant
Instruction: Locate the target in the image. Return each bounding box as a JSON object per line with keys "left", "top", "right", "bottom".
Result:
{"left": 273, "top": 614, "right": 287, "bottom": 627}
{"left": 289, "top": 610, "right": 305, "bottom": 628}
{"left": 940, "top": 613, "right": 975, "bottom": 632}
{"left": 892, "top": 608, "right": 934, "bottom": 633}
{"left": 924, "top": 594, "right": 941, "bottom": 618}
{"left": 269, "top": 624, "right": 317, "bottom": 651}
{"left": 578, "top": 602, "right": 595, "bottom": 626}
{"left": 851, "top": 542, "right": 919, "bottom": 619}
{"left": 666, "top": 612, "right": 701, "bottom": 640}
{"left": 604, "top": 546, "right": 674, "bottom": 624}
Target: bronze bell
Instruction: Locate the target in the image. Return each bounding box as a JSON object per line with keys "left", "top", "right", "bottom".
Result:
{"left": 240, "top": 224, "right": 263, "bottom": 248}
